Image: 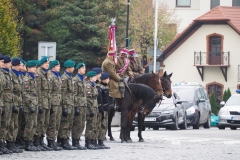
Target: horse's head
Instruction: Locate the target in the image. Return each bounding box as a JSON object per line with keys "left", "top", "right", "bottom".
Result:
{"left": 141, "top": 95, "right": 162, "bottom": 115}
{"left": 160, "top": 71, "right": 173, "bottom": 98}
{"left": 149, "top": 72, "right": 163, "bottom": 98}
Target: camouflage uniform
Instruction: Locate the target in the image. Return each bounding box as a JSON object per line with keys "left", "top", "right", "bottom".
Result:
{"left": 0, "top": 69, "right": 13, "bottom": 143}
{"left": 72, "top": 74, "right": 87, "bottom": 139}
{"left": 22, "top": 73, "right": 38, "bottom": 141}
{"left": 35, "top": 68, "right": 51, "bottom": 138}
{"left": 59, "top": 71, "right": 74, "bottom": 139}
{"left": 46, "top": 71, "right": 62, "bottom": 140}
{"left": 0, "top": 70, "right": 6, "bottom": 130}
{"left": 85, "top": 81, "right": 98, "bottom": 140}
{"left": 7, "top": 69, "right": 22, "bottom": 142}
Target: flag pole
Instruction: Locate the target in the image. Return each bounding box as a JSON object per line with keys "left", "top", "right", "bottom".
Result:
{"left": 153, "top": 0, "right": 159, "bottom": 73}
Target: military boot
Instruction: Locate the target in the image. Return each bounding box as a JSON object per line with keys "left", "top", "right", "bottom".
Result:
{"left": 98, "top": 140, "right": 110, "bottom": 149}
{"left": 6, "top": 141, "right": 19, "bottom": 153}
{"left": 33, "top": 137, "right": 46, "bottom": 151}
{"left": 56, "top": 137, "right": 61, "bottom": 147}
{"left": 15, "top": 138, "right": 25, "bottom": 149}
{"left": 61, "top": 138, "right": 77, "bottom": 150}
{"left": 40, "top": 136, "right": 53, "bottom": 151}
{"left": 85, "top": 138, "right": 96, "bottom": 150}
{"left": 25, "top": 140, "right": 39, "bottom": 152}
{"left": 47, "top": 140, "right": 62, "bottom": 151}
{"left": 0, "top": 142, "right": 11, "bottom": 154}
{"left": 93, "top": 140, "right": 103, "bottom": 149}
{"left": 72, "top": 139, "right": 87, "bottom": 150}
{"left": 13, "top": 142, "right": 24, "bottom": 153}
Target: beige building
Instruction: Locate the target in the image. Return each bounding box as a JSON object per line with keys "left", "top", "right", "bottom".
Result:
{"left": 157, "top": 6, "right": 240, "bottom": 102}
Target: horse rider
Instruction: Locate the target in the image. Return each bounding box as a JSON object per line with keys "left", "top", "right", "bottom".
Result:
{"left": 128, "top": 49, "right": 144, "bottom": 75}
{"left": 116, "top": 48, "right": 133, "bottom": 78}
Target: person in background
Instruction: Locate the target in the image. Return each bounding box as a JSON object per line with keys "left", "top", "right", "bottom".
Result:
{"left": 128, "top": 49, "right": 144, "bottom": 75}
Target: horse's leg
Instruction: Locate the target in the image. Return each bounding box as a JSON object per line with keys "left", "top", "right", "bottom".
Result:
{"left": 108, "top": 109, "right": 115, "bottom": 141}
{"left": 138, "top": 113, "right": 145, "bottom": 142}
{"left": 120, "top": 109, "right": 128, "bottom": 143}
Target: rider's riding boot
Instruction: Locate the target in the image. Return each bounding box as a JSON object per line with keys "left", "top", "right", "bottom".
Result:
{"left": 61, "top": 138, "right": 77, "bottom": 150}
{"left": 72, "top": 139, "right": 87, "bottom": 150}
{"left": 98, "top": 140, "right": 110, "bottom": 149}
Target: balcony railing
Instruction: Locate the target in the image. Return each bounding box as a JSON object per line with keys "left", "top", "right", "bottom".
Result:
{"left": 194, "top": 52, "right": 230, "bottom": 66}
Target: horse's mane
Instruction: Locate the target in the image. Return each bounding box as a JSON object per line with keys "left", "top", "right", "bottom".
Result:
{"left": 132, "top": 73, "right": 154, "bottom": 84}
{"left": 127, "top": 83, "right": 157, "bottom": 101}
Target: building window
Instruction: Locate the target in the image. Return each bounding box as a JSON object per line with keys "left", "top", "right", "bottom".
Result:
{"left": 206, "top": 82, "right": 224, "bottom": 103}
{"left": 176, "top": 0, "right": 191, "bottom": 7}
{"left": 238, "top": 65, "right": 240, "bottom": 82}
{"left": 233, "top": 0, "right": 240, "bottom": 6}
{"left": 211, "top": 0, "right": 220, "bottom": 9}
{"left": 237, "top": 84, "right": 240, "bottom": 89}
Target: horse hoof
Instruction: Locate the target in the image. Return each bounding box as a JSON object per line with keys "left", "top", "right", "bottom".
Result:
{"left": 127, "top": 139, "right": 133, "bottom": 143}
{"left": 121, "top": 140, "right": 127, "bottom": 143}
{"left": 139, "top": 139, "right": 145, "bottom": 142}
{"left": 109, "top": 137, "right": 115, "bottom": 141}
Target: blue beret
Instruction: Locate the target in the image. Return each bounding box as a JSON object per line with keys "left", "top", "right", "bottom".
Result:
{"left": 0, "top": 54, "right": 4, "bottom": 60}
{"left": 26, "top": 60, "right": 37, "bottom": 68}
{"left": 64, "top": 60, "right": 75, "bottom": 68}
{"left": 86, "top": 71, "right": 97, "bottom": 77}
{"left": 39, "top": 56, "right": 49, "bottom": 65}
{"left": 4, "top": 56, "right": 11, "bottom": 63}
{"left": 49, "top": 60, "right": 60, "bottom": 69}
{"left": 100, "top": 72, "right": 110, "bottom": 80}
{"left": 92, "top": 67, "right": 102, "bottom": 74}
{"left": 11, "top": 58, "right": 22, "bottom": 66}
{"left": 75, "top": 62, "right": 85, "bottom": 69}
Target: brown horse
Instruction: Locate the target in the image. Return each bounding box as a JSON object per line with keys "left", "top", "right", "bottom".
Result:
{"left": 107, "top": 72, "right": 163, "bottom": 141}
{"left": 119, "top": 83, "right": 162, "bottom": 143}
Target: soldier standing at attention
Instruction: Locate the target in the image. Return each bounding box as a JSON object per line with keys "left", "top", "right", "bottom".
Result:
{"left": 128, "top": 49, "right": 144, "bottom": 75}
{"left": 0, "top": 54, "right": 6, "bottom": 155}
{"left": 59, "top": 60, "right": 76, "bottom": 150}
{"left": 22, "top": 60, "right": 39, "bottom": 151}
{"left": 96, "top": 72, "right": 111, "bottom": 149}
{"left": 34, "top": 56, "right": 53, "bottom": 151}
{"left": 6, "top": 58, "right": 24, "bottom": 153}
{"left": 85, "top": 71, "right": 98, "bottom": 150}
{"left": 46, "top": 60, "right": 63, "bottom": 151}
{"left": 72, "top": 62, "right": 87, "bottom": 150}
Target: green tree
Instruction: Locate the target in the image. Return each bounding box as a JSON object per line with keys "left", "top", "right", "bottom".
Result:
{"left": 0, "top": 0, "right": 20, "bottom": 56}
{"left": 226, "top": 88, "right": 231, "bottom": 100}
{"left": 223, "top": 90, "right": 228, "bottom": 102}
{"left": 210, "top": 94, "right": 219, "bottom": 115}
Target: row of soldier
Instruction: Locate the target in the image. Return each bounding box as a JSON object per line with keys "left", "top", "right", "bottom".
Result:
{"left": 0, "top": 48, "right": 144, "bottom": 154}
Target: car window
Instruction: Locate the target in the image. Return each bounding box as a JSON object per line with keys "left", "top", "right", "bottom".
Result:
{"left": 196, "top": 89, "right": 203, "bottom": 100}
{"left": 172, "top": 88, "right": 195, "bottom": 102}
{"left": 199, "top": 89, "right": 206, "bottom": 100}
{"left": 161, "top": 96, "right": 173, "bottom": 104}
{"left": 202, "top": 88, "right": 209, "bottom": 100}
{"left": 226, "top": 96, "right": 240, "bottom": 106}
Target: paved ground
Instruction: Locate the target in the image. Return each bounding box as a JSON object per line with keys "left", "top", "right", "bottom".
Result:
{"left": 1, "top": 127, "right": 240, "bottom": 160}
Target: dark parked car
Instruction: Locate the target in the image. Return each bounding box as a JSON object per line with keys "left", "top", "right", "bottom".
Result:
{"left": 172, "top": 82, "right": 211, "bottom": 129}
{"left": 132, "top": 92, "right": 187, "bottom": 131}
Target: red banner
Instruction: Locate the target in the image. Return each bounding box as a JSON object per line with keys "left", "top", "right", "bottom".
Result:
{"left": 108, "top": 25, "right": 118, "bottom": 52}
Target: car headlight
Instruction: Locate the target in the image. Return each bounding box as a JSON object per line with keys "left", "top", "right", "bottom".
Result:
{"left": 162, "top": 110, "right": 174, "bottom": 114}
{"left": 186, "top": 107, "right": 195, "bottom": 114}
{"left": 218, "top": 108, "right": 229, "bottom": 115}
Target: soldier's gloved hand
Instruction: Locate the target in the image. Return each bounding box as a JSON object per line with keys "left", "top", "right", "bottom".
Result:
{"left": 89, "top": 110, "right": 94, "bottom": 118}
{"left": 1, "top": 107, "right": 5, "bottom": 116}
{"left": 30, "top": 107, "right": 36, "bottom": 114}
{"left": 119, "top": 78, "right": 124, "bottom": 82}
{"left": 62, "top": 108, "right": 68, "bottom": 117}
{"left": 19, "top": 106, "right": 23, "bottom": 112}
{"left": 12, "top": 106, "right": 19, "bottom": 113}
{"left": 38, "top": 106, "right": 43, "bottom": 114}
{"left": 50, "top": 108, "right": 53, "bottom": 115}
{"left": 74, "top": 107, "right": 80, "bottom": 116}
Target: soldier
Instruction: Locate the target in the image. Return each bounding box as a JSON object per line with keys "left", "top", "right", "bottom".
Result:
{"left": 0, "top": 54, "right": 6, "bottom": 155}
{"left": 96, "top": 72, "right": 111, "bottom": 149}
{"left": 128, "top": 49, "right": 144, "bottom": 75}
{"left": 15, "top": 58, "right": 27, "bottom": 149}
{"left": 22, "top": 60, "right": 39, "bottom": 151}
{"left": 59, "top": 60, "right": 76, "bottom": 150}
{"left": 46, "top": 60, "right": 63, "bottom": 151}
{"left": 6, "top": 58, "right": 24, "bottom": 153}
{"left": 34, "top": 56, "right": 53, "bottom": 151}
{"left": 116, "top": 48, "right": 133, "bottom": 78}
{"left": 71, "top": 62, "right": 87, "bottom": 150}
{"left": 85, "top": 71, "right": 98, "bottom": 150}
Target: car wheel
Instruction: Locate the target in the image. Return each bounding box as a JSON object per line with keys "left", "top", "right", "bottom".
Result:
{"left": 193, "top": 113, "right": 200, "bottom": 129}
{"left": 153, "top": 127, "right": 159, "bottom": 130}
{"left": 230, "top": 127, "right": 237, "bottom": 130}
{"left": 171, "top": 115, "right": 178, "bottom": 130}
{"left": 203, "top": 114, "right": 210, "bottom": 129}
{"left": 131, "top": 126, "right": 135, "bottom": 131}
{"left": 179, "top": 113, "right": 187, "bottom": 130}
{"left": 218, "top": 126, "right": 225, "bottom": 130}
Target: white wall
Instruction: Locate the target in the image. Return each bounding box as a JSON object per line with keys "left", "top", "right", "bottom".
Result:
{"left": 159, "top": 0, "right": 233, "bottom": 33}
{"left": 163, "top": 24, "right": 240, "bottom": 94}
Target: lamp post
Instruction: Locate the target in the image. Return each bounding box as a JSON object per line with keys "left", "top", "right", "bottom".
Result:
{"left": 153, "top": 0, "right": 159, "bottom": 73}
{"left": 126, "top": 0, "right": 130, "bottom": 48}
